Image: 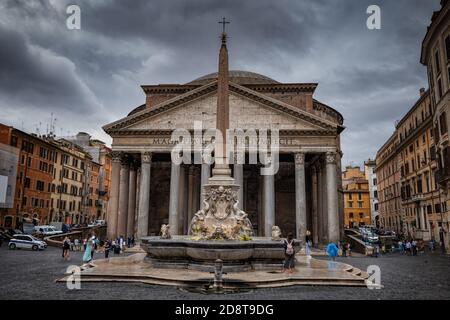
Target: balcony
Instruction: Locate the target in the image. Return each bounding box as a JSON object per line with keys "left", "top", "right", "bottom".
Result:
{"left": 410, "top": 194, "right": 426, "bottom": 202}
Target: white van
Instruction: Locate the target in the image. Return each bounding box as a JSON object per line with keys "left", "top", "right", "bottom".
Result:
{"left": 34, "top": 225, "right": 63, "bottom": 236}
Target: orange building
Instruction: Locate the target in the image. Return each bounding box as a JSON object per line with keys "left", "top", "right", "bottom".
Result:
{"left": 0, "top": 124, "right": 58, "bottom": 228}
{"left": 342, "top": 166, "right": 371, "bottom": 228}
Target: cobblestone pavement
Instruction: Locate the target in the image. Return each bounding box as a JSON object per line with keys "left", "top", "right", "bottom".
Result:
{"left": 0, "top": 245, "right": 449, "bottom": 300}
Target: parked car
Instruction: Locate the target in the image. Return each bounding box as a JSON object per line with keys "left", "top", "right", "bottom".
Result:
{"left": 9, "top": 234, "right": 47, "bottom": 251}
{"left": 34, "top": 225, "right": 63, "bottom": 236}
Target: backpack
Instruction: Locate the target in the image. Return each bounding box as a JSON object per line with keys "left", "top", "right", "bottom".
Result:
{"left": 285, "top": 240, "right": 294, "bottom": 255}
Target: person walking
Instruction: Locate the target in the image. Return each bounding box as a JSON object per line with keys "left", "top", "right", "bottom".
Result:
{"left": 411, "top": 239, "right": 417, "bottom": 256}
{"left": 283, "top": 233, "right": 296, "bottom": 274}
{"left": 62, "top": 236, "right": 71, "bottom": 261}
{"left": 82, "top": 238, "right": 94, "bottom": 266}
{"left": 326, "top": 242, "right": 339, "bottom": 261}
{"left": 347, "top": 243, "right": 352, "bottom": 257}
{"left": 405, "top": 240, "right": 412, "bottom": 255}
{"left": 305, "top": 230, "right": 312, "bottom": 257}
{"left": 104, "top": 239, "right": 111, "bottom": 259}
{"left": 83, "top": 238, "right": 87, "bottom": 251}
{"left": 342, "top": 242, "right": 347, "bottom": 257}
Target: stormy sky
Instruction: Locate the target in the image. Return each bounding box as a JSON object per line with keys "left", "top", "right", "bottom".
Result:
{"left": 0, "top": 0, "right": 441, "bottom": 168}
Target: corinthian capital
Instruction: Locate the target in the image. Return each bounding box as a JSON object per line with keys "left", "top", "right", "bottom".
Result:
{"left": 294, "top": 153, "right": 305, "bottom": 165}
{"left": 111, "top": 151, "right": 122, "bottom": 163}
{"left": 141, "top": 152, "right": 152, "bottom": 163}
{"left": 326, "top": 152, "right": 336, "bottom": 164}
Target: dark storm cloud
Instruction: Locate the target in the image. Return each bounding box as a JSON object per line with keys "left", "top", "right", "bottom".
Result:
{"left": 0, "top": 0, "right": 442, "bottom": 166}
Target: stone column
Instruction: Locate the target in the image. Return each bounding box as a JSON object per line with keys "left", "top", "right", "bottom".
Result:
{"left": 168, "top": 161, "right": 181, "bottom": 235}
{"left": 107, "top": 152, "right": 122, "bottom": 240}
{"left": 187, "top": 166, "right": 196, "bottom": 224}
{"left": 263, "top": 170, "right": 275, "bottom": 237}
{"left": 326, "top": 152, "right": 339, "bottom": 243}
{"left": 200, "top": 162, "right": 210, "bottom": 205}
{"left": 234, "top": 153, "right": 244, "bottom": 208}
{"left": 117, "top": 158, "right": 130, "bottom": 238}
{"left": 126, "top": 162, "right": 137, "bottom": 238}
{"left": 311, "top": 165, "right": 319, "bottom": 245}
{"left": 178, "top": 166, "right": 186, "bottom": 235}
{"left": 419, "top": 205, "right": 426, "bottom": 230}
{"left": 137, "top": 152, "right": 152, "bottom": 240}
{"left": 294, "top": 153, "right": 306, "bottom": 241}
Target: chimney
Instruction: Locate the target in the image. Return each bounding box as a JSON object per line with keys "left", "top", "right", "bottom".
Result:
{"left": 419, "top": 88, "right": 425, "bottom": 96}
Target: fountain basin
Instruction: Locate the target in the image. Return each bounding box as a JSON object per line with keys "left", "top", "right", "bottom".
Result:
{"left": 141, "top": 236, "right": 301, "bottom": 272}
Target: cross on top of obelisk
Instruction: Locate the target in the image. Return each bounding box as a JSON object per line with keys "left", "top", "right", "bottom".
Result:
{"left": 218, "top": 17, "right": 230, "bottom": 33}
{"left": 218, "top": 17, "right": 230, "bottom": 44}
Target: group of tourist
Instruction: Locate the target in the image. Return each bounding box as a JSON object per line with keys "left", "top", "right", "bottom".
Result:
{"left": 398, "top": 239, "right": 437, "bottom": 256}
{"left": 61, "top": 234, "right": 100, "bottom": 265}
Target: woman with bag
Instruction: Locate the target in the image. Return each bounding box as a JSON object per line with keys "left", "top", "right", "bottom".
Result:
{"left": 62, "top": 237, "right": 71, "bottom": 261}
{"left": 283, "top": 232, "right": 296, "bottom": 274}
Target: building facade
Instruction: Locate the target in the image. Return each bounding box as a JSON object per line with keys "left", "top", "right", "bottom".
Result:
{"left": 0, "top": 123, "right": 112, "bottom": 229}
{"left": 375, "top": 132, "right": 403, "bottom": 234}
{"left": 0, "top": 125, "right": 58, "bottom": 228}
{"left": 342, "top": 166, "right": 371, "bottom": 228}
{"left": 420, "top": 0, "right": 450, "bottom": 248}
{"left": 376, "top": 89, "right": 447, "bottom": 241}
{"left": 66, "top": 132, "right": 112, "bottom": 220}
{"left": 103, "top": 38, "right": 345, "bottom": 245}
{"left": 0, "top": 125, "right": 19, "bottom": 227}
{"left": 364, "top": 159, "right": 379, "bottom": 227}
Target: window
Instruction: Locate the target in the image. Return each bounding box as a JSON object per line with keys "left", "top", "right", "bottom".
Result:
{"left": 21, "top": 141, "right": 34, "bottom": 153}
{"left": 349, "top": 212, "right": 354, "bottom": 218}
{"left": 348, "top": 201, "right": 353, "bottom": 208}
{"left": 374, "top": 203, "right": 379, "bottom": 211}
{"left": 373, "top": 190, "right": 378, "bottom": 199}
{"left": 36, "top": 180, "right": 45, "bottom": 191}
{"left": 373, "top": 178, "right": 377, "bottom": 185}
{"left": 11, "top": 136, "right": 18, "bottom": 147}
{"left": 349, "top": 193, "right": 353, "bottom": 200}
{"left": 24, "top": 177, "right": 31, "bottom": 188}
{"left": 435, "top": 50, "right": 441, "bottom": 73}
{"left": 437, "top": 78, "right": 443, "bottom": 98}
{"left": 358, "top": 192, "right": 362, "bottom": 200}
{"left": 445, "top": 35, "right": 450, "bottom": 61}
{"left": 439, "top": 112, "right": 448, "bottom": 136}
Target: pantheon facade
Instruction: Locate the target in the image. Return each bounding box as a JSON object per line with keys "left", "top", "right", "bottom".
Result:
{"left": 103, "top": 69, "right": 345, "bottom": 245}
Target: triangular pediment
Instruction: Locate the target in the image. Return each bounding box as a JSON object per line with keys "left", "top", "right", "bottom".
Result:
{"left": 103, "top": 81, "right": 338, "bottom": 134}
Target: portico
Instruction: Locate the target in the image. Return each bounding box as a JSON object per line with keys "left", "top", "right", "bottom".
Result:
{"left": 103, "top": 42, "right": 344, "bottom": 246}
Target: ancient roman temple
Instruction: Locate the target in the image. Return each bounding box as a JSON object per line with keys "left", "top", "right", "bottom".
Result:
{"left": 103, "top": 29, "right": 345, "bottom": 246}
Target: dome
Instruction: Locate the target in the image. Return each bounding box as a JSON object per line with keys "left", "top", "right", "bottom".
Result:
{"left": 187, "top": 70, "right": 279, "bottom": 85}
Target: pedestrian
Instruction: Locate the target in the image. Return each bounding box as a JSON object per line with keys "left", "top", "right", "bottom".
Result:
{"left": 62, "top": 236, "right": 71, "bottom": 261}
{"left": 127, "top": 236, "right": 131, "bottom": 248}
{"left": 347, "top": 243, "right": 352, "bottom": 257}
{"left": 305, "top": 230, "right": 312, "bottom": 257}
{"left": 91, "top": 236, "right": 97, "bottom": 260}
{"left": 75, "top": 238, "right": 80, "bottom": 251}
{"left": 82, "top": 238, "right": 94, "bottom": 266}
{"left": 283, "top": 232, "right": 296, "bottom": 273}
{"left": 411, "top": 239, "right": 417, "bottom": 256}
{"left": 373, "top": 244, "right": 380, "bottom": 258}
{"left": 104, "top": 239, "right": 111, "bottom": 259}
{"left": 405, "top": 240, "right": 412, "bottom": 255}
{"left": 131, "top": 236, "right": 135, "bottom": 247}
{"left": 342, "top": 242, "right": 347, "bottom": 257}
{"left": 429, "top": 239, "right": 435, "bottom": 252}
{"left": 398, "top": 240, "right": 404, "bottom": 254}
{"left": 119, "top": 235, "right": 124, "bottom": 252}
{"left": 70, "top": 239, "right": 74, "bottom": 251}
{"left": 83, "top": 238, "right": 87, "bottom": 251}
{"left": 326, "top": 242, "right": 339, "bottom": 261}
